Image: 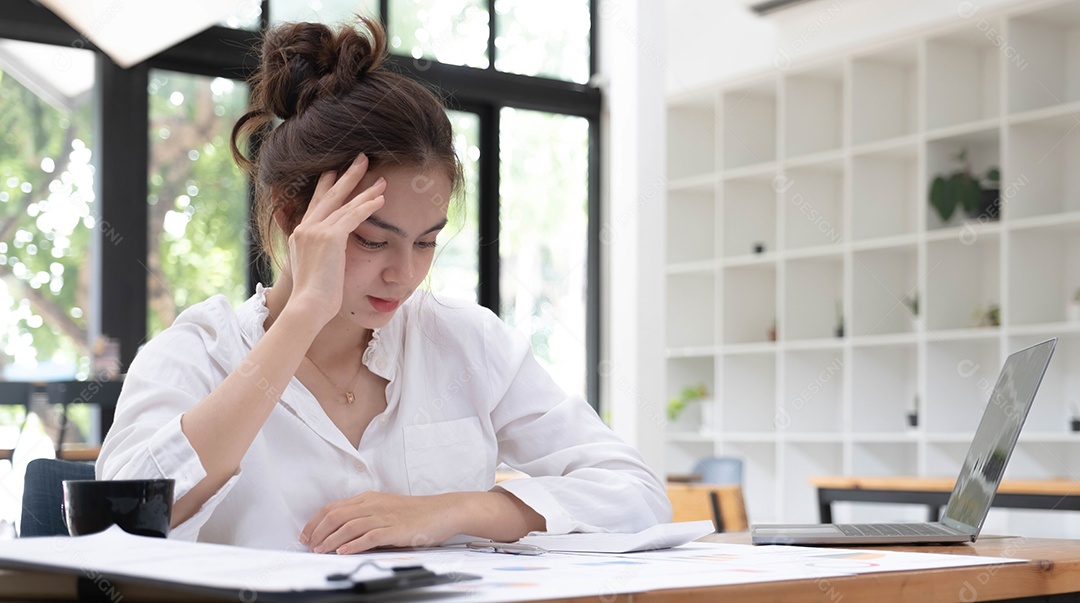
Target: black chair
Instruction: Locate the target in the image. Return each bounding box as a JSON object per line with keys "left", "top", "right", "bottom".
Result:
{"left": 20, "top": 458, "right": 95, "bottom": 537}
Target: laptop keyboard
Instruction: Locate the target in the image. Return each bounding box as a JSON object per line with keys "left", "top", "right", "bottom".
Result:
{"left": 836, "top": 523, "right": 956, "bottom": 537}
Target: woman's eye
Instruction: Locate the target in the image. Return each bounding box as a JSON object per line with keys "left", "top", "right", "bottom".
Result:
{"left": 417, "top": 241, "right": 438, "bottom": 250}
{"left": 354, "top": 235, "right": 387, "bottom": 250}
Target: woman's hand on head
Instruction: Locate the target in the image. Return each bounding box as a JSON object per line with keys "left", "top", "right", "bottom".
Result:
{"left": 284, "top": 153, "right": 386, "bottom": 327}
{"left": 300, "top": 491, "right": 459, "bottom": 554}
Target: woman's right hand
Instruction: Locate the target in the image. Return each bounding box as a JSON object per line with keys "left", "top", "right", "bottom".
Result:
{"left": 283, "top": 153, "right": 386, "bottom": 328}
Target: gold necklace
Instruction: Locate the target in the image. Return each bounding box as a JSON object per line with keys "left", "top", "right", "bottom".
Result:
{"left": 304, "top": 354, "right": 364, "bottom": 404}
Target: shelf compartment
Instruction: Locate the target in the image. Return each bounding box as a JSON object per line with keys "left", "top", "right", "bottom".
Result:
{"left": 1007, "top": 4, "right": 1080, "bottom": 114}
{"left": 722, "top": 173, "right": 777, "bottom": 258}
{"left": 667, "top": 356, "right": 717, "bottom": 434}
{"left": 852, "top": 144, "right": 919, "bottom": 240}
{"left": 667, "top": 272, "right": 716, "bottom": 349}
{"left": 781, "top": 349, "right": 844, "bottom": 434}
{"left": 664, "top": 441, "right": 715, "bottom": 478}
{"left": 721, "top": 353, "right": 776, "bottom": 433}
{"left": 925, "top": 23, "right": 1002, "bottom": 130}
{"left": 783, "top": 161, "right": 845, "bottom": 250}
{"left": 852, "top": 44, "right": 918, "bottom": 145}
{"left": 1006, "top": 113, "right": 1080, "bottom": 219}
{"left": 1009, "top": 334, "right": 1080, "bottom": 434}
{"left": 720, "top": 441, "right": 778, "bottom": 523}
{"left": 851, "top": 344, "right": 918, "bottom": 433}
{"left": 784, "top": 256, "right": 844, "bottom": 341}
{"left": 1008, "top": 224, "right": 1080, "bottom": 325}
{"left": 782, "top": 442, "right": 843, "bottom": 523}
{"left": 783, "top": 64, "right": 844, "bottom": 158}
{"left": 926, "top": 339, "right": 1002, "bottom": 434}
{"left": 723, "top": 263, "right": 776, "bottom": 345}
{"left": 722, "top": 80, "right": 777, "bottom": 170}
{"left": 667, "top": 182, "right": 716, "bottom": 264}
{"left": 926, "top": 233, "right": 1000, "bottom": 331}
{"left": 853, "top": 246, "right": 919, "bottom": 337}
{"left": 926, "top": 127, "right": 1002, "bottom": 231}
{"left": 667, "top": 94, "right": 717, "bottom": 181}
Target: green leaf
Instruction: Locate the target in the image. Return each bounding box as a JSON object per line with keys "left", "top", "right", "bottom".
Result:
{"left": 930, "top": 176, "right": 955, "bottom": 222}
{"left": 956, "top": 174, "right": 982, "bottom": 214}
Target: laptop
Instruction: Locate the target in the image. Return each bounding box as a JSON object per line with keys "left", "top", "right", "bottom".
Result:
{"left": 751, "top": 338, "right": 1057, "bottom": 545}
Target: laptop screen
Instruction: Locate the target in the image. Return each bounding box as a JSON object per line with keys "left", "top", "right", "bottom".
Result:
{"left": 941, "top": 339, "right": 1056, "bottom": 535}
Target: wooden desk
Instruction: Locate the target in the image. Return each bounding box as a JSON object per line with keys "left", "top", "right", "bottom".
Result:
{"left": 1, "top": 534, "right": 1078, "bottom": 602}
{"left": 811, "top": 476, "right": 1080, "bottom": 523}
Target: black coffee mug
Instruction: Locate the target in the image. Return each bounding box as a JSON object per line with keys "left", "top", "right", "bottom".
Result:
{"left": 62, "top": 479, "right": 175, "bottom": 538}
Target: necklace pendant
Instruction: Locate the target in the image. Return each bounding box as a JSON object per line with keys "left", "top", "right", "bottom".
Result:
{"left": 346, "top": 391, "right": 355, "bottom": 404}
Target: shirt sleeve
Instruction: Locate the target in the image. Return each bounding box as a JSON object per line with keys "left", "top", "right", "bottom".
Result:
{"left": 481, "top": 312, "right": 673, "bottom": 534}
{"left": 95, "top": 320, "right": 242, "bottom": 541}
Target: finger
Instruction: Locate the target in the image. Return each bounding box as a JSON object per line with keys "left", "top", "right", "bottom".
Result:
{"left": 303, "top": 153, "right": 369, "bottom": 223}
{"left": 309, "top": 506, "right": 372, "bottom": 551}
{"left": 300, "top": 500, "right": 344, "bottom": 546}
{"left": 337, "top": 527, "right": 395, "bottom": 555}
{"left": 327, "top": 175, "right": 386, "bottom": 225}
{"left": 316, "top": 517, "right": 382, "bottom": 554}
{"left": 332, "top": 195, "right": 385, "bottom": 233}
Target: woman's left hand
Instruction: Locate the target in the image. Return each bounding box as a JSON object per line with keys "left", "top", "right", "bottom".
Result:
{"left": 301, "top": 491, "right": 459, "bottom": 554}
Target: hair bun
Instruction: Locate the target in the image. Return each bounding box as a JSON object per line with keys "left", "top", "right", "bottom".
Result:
{"left": 259, "top": 16, "right": 387, "bottom": 120}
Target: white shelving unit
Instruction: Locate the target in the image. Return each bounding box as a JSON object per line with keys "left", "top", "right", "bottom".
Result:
{"left": 664, "top": 0, "right": 1080, "bottom": 537}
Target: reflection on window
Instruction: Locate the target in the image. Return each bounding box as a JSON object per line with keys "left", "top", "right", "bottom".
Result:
{"left": 0, "top": 40, "right": 96, "bottom": 381}
{"left": 494, "top": 0, "right": 591, "bottom": 84}
{"left": 499, "top": 108, "right": 589, "bottom": 399}
{"left": 389, "top": 0, "right": 489, "bottom": 68}
{"left": 427, "top": 111, "right": 480, "bottom": 302}
{"left": 221, "top": 0, "right": 263, "bottom": 29}
{"left": 270, "top": 0, "right": 379, "bottom": 26}
{"left": 147, "top": 71, "right": 249, "bottom": 336}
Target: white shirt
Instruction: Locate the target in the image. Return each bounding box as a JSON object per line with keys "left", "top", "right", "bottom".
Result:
{"left": 96, "top": 286, "right": 672, "bottom": 549}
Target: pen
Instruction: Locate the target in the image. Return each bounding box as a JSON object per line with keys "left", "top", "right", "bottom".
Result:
{"left": 466, "top": 540, "right": 546, "bottom": 555}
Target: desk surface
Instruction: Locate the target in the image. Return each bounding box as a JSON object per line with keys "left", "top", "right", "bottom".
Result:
{"left": 2, "top": 534, "right": 1079, "bottom": 603}
{"left": 811, "top": 475, "right": 1080, "bottom": 496}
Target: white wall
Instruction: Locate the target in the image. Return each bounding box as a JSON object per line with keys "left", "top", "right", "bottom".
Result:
{"left": 665, "top": 0, "right": 1031, "bottom": 97}
{"left": 598, "top": 0, "right": 668, "bottom": 474}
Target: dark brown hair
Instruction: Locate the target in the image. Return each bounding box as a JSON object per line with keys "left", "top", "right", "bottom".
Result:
{"left": 231, "top": 15, "right": 462, "bottom": 269}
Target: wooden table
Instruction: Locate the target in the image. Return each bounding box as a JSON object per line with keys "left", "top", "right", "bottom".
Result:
{"left": 1, "top": 534, "right": 1078, "bottom": 602}
{"left": 811, "top": 476, "right": 1080, "bottom": 523}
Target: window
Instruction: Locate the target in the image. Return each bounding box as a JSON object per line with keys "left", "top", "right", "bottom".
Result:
{"left": 147, "top": 71, "right": 250, "bottom": 336}
{"left": 0, "top": 40, "right": 97, "bottom": 381}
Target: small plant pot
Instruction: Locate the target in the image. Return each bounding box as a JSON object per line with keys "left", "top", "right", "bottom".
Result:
{"left": 906, "top": 412, "right": 919, "bottom": 428}
{"left": 1071, "top": 418, "right": 1080, "bottom": 433}
{"left": 835, "top": 326, "right": 844, "bottom": 338}
{"left": 966, "top": 188, "right": 1001, "bottom": 221}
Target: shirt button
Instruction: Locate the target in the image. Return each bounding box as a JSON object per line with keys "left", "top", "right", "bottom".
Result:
{"left": 354, "top": 462, "right": 365, "bottom": 471}
{"left": 376, "top": 358, "right": 388, "bottom": 370}
{"left": 378, "top": 416, "right": 388, "bottom": 425}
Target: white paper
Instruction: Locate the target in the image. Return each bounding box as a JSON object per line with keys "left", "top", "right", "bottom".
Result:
{"left": 0, "top": 526, "right": 391, "bottom": 593}
{"left": 518, "top": 520, "right": 716, "bottom": 552}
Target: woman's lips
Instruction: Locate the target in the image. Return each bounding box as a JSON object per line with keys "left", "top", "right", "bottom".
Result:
{"left": 368, "top": 296, "right": 400, "bottom": 313}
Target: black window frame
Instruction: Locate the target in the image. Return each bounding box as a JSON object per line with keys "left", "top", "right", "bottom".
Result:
{"left": 0, "top": 0, "right": 602, "bottom": 409}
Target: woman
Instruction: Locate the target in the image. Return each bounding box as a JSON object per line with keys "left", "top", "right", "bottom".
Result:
{"left": 96, "top": 15, "right": 670, "bottom": 554}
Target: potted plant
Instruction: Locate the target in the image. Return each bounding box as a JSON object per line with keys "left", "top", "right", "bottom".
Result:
{"left": 667, "top": 384, "right": 710, "bottom": 430}
{"left": 973, "top": 303, "right": 1001, "bottom": 328}
{"left": 907, "top": 395, "right": 919, "bottom": 429}
{"left": 904, "top": 291, "right": 921, "bottom": 329}
{"left": 929, "top": 149, "right": 1001, "bottom": 223}
{"left": 834, "top": 301, "right": 844, "bottom": 338}
{"left": 1068, "top": 288, "right": 1080, "bottom": 323}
